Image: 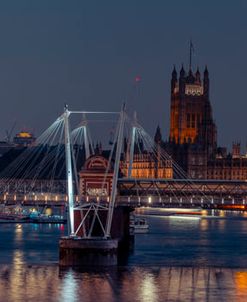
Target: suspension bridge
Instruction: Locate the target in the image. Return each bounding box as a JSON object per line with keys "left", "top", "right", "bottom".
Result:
{"left": 0, "top": 105, "right": 246, "bottom": 265}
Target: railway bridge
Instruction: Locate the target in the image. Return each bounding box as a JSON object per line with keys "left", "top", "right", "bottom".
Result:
{"left": 1, "top": 178, "right": 247, "bottom": 208}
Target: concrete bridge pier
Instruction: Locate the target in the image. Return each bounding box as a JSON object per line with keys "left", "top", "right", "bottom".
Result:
{"left": 59, "top": 237, "right": 119, "bottom": 266}
{"left": 59, "top": 206, "right": 134, "bottom": 267}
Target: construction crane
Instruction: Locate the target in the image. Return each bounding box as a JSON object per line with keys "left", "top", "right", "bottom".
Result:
{"left": 5, "top": 121, "right": 16, "bottom": 143}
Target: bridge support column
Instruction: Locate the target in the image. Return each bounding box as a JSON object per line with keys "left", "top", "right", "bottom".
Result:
{"left": 59, "top": 238, "right": 119, "bottom": 266}
{"left": 59, "top": 206, "right": 134, "bottom": 267}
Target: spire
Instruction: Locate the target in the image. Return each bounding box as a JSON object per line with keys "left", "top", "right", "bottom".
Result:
{"left": 180, "top": 64, "right": 185, "bottom": 77}
{"left": 187, "top": 68, "right": 195, "bottom": 83}
{"left": 124, "top": 137, "right": 128, "bottom": 152}
{"left": 154, "top": 125, "right": 162, "bottom": 144}
{"left": 99, "top": 142, "right": 102, "bottom": 154}
{"left": 203, "top": 65, "right": 209, "bottom": 98}
{"left": 95, "top": 142, "right": 99, "bottom": 154}
{"left": 171, "top": 65, "right": 178, "bottom": 94}
{"left": 204, "top": 65, "right": 209, "bottom": 77}
{"left": 195, "top": 67, "right": 201, "bottom": 83}
{"left": 179, "top": 64, "right": 186, "bottom": 95}
{"left": 172, "top": 65, "right": 177, "bottom": 79}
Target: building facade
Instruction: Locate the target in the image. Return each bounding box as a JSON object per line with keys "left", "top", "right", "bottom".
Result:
{"left": 169, "top": 66, "right": 217, "bottom": 154}
{"left": 166, "top": 65, "right": 247, "bottom": 180}
{"left": 121, "top": 152, "right": 173, "bottom": 179}
{"left": 207, "top": 143, "right": 247, "bottom": 180}
{"left": 13, "top": 131, "right": 36, "bottom": 147}
{"left": 121, "top": 126, "right": 173, "bottom": 179}
{"left": 79, "top": 155, "right": 113, "bottom": 202}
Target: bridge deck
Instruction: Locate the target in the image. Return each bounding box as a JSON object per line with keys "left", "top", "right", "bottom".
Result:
{"left": 118, "top": 178, "right": 247, "bottom": 198}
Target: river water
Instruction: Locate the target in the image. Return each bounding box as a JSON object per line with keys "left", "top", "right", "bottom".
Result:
{"left": 1, "top": 210, "right": 247, "bottom": 301}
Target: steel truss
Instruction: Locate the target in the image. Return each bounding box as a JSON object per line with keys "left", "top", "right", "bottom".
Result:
{"left": 118, "top": 178, "right": 247, "bottom": 200}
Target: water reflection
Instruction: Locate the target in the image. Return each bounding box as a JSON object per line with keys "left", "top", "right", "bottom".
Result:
{"left": 14, "top": 224, "right": 23, "bottom": 242}
{"left": 0, "top": 266, "right": 246, "bottom": 302}
{"left": 59, "top": 270, "right": 78, "bottom": 302}
{"left": 13, "top": 250, "right": 24, "bottom": 266}
{"left": 219, "top": 210, "right": 225, "bottom": 217}
{"left": 1, "top": 214, "right": 247, "bottom": 300}
{"left": 200, "top": 218, "right": 209, "bottom": 232}
{"left": 218, "top": 218, "right": 226, "bottom": 232}
{"left": 139, "top": 273, "right": 158, "bottom": 302}
{"left": 235, "top": 271, "right": 247, "bottom": 300}
{"left": 168, "top": 215, "right": 200, "bottom": 229}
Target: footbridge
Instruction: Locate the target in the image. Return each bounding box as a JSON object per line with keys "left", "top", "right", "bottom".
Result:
{"left": 117, "top": 178, "right": 247, "bottom": 207}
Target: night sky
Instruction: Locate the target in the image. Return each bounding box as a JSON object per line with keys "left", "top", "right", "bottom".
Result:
{"left": 0, "top": 0, "right": 247, "bottom": 150}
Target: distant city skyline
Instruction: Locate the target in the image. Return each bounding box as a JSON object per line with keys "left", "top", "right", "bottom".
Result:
{"left": 0, "top": 1, "right": 247, "bottom": 150}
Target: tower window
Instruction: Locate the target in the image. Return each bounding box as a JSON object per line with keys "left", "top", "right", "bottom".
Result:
{"left": 187, "top": 113, "right": 190, "bottom": 128}
{"left": 175, "top": 114, "right": 179, "bottom": 128}
{"left": 197, "top": 114, "right": 201, "bottom": 127}
{"left": 191, "top": 114, "right": 195, "bottom": 128}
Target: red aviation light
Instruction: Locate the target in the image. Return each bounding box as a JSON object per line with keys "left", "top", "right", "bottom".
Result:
{"left": 135, "top": 75, "right": 141, "bottom": 83}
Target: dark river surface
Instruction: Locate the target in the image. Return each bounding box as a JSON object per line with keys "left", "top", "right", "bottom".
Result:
{"left": 1, "top": 209, "right": 247, "bottom": 301}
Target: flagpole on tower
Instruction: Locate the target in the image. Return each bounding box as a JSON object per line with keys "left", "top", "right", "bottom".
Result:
{"left": 189, "top": 40, "right": 194, "bottom": 70}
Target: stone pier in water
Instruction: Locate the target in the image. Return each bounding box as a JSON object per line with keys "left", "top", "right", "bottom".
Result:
{"left": 59, "top": 206, "right": 134, "bottom": 266}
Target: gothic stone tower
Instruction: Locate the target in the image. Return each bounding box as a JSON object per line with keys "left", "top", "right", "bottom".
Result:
{"left": 169, "top": 66, "right": 217, "bottom": 155}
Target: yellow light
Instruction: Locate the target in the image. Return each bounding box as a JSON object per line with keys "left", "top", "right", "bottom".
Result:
{"left": 17, "top": 131, "right": 32, "bottom": 138}
{"left": 235, "top": 272, "right": 247, "bottom": 295}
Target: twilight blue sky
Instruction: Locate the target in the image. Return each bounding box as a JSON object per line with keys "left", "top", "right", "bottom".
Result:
{"left": 0, "top": 0, "right": 247, "bottom": 150}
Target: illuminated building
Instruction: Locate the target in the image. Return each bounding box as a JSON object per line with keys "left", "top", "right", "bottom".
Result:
{"left": 13, "top": 131, "right": 36, "bottom": 147}
{"left": 207, "top": 142, "right": 247, "bottom": 180}
{"left": 165, "top": 65, "right": 247, "bottom": 180}
{"left": 121, "top": 152, "right": 173, "bottom": 179}
{"left": 169, "top": 65, "right": 217, "bottom": 153}
{"left": 121, "top": 127, "right": 173, "bottom": 179}
{"left": 79, "top": 155, "right": 113, "bottom": 202}
{"left": 164, "top": 66, "right": 216, "bottom": 178}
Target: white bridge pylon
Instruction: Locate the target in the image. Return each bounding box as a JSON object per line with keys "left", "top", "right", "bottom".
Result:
{"left": 63, "top": 104, "right": 128, "bottom": 238}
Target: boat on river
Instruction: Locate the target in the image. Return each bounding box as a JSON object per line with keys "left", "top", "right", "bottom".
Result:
{"left": 130, "top": 215, "right": 149, "bottom": 233}
{"left": 135, "top": 207, "right": 203, "bottom": 217}
{"left": 28, "top": 213, "right": 66, "bottom": 223}
{"left": 0, "top": 206, "right": 66, "bottom": 224}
